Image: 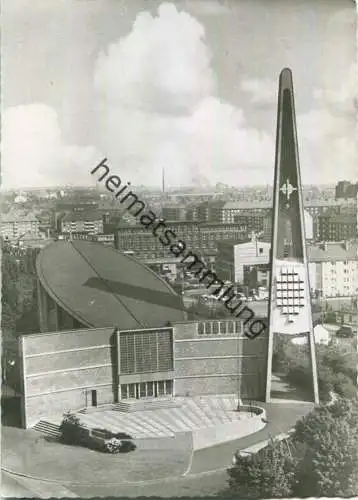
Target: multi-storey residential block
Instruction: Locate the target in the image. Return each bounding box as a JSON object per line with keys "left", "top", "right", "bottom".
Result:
{"left": 335, "top": 181, "right": 358, "bottom": 200}
{"left": 161, "top": 205, "right": 187, "bottom": 221}
{"left": 115, "top": 221, "right": 248, "bottom": 262}
{"left": 60, "top": 211, "right": 104, "bottom": 235}
{"left": 317, "top": 211, "right": 357, "bottom": 241}
{"left": 215, "top": 237, "right": 358, "bottom": 298}
{"left": 221, "top": 201, "right": 272, "bottom": 224}
{"left": 221, "top": 198, "right": 356, "bottom": 227}
{"left": 0, "top": 211, "right": 40, "bottom": 241}
{"left": 308, "top": 241, "right": 358, "bottom": 297}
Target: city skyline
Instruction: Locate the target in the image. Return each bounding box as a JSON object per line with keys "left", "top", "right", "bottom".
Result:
{"left": 2, "top": 0, "right": 357, "bottom": 189}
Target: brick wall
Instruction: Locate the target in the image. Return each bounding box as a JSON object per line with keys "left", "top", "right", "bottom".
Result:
{"left": 21, "top": 327, "right": 116, "bottom": 427}
{"left": 174, "top": 320, "right": 268, "bottom": 400}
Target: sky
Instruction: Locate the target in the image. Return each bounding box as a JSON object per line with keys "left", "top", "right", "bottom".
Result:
{"left": 1, "top": 0, "right": 357, "bottom": 189}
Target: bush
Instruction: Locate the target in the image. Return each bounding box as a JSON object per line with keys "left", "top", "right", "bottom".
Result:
{"left": 59, "top": 411, "right": 82, "bottom": 445}
{"left": 103, "top": 438, "right": 136, "bottom": 454}
{"left": 275, "top": 339, "right": 358, "bottom": 402}
{"left": 104, "top": 437, "right": 123, "bottom": 453}
{"left": 58, "top": 415, "right": 137, "bottom": 454}
{"left": 92, "top": 427, "right": 132, "bottom": 440}
{"left": 227, "top": 398, "right": 358, "bottom": 498}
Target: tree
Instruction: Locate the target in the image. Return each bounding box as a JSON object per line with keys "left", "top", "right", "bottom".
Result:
{"left": 272, "top": 336, "right": 358, "bottom": 401}
{"left": 227, "top": 398, "right": 358, "bottom": 498}
{"left": 292, "top": 396, "right": 358, "bottom": 497}
{"left": 227, "top": 439, "right": 296, "bottom": 498}
{"left": 59, "top": 411, "right": 82, "bottom": 445}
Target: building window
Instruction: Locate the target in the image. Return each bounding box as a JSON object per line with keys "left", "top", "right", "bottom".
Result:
{"left": 205, "top": 322, "right": 212, "bottom": 335}
{"left": 259, "top": 248, "right": 263, "bottom": 254}
{"left": 158, "top": 381, "right": 165, "bottom": 396}
{"left": 139, "top": 382, "right": 146, "bottom": 398}
{"left": 147, "top": 382, "right": 154, "bottom": 397}
{"left": 166, "top": 380, "right": 173, "bottom": 395}
{"left": 235, "top": 321, "right": 242, "bottom": 333}
{"left": 128, "top": 384, "right": 135, "bottom": 398}
{"left": 121, "top": 385, "right": 128, "bottom": 399}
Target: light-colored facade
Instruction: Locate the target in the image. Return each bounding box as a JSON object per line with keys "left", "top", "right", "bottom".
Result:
{"left": 0, "top": 211, "right": 40, "bottom": 241}
{"left": 61, "top": 215, "right": 104, "bottom": 235}
{"left": 17, "top": 320, "right": 268, "bottom": 428}
{"left": 216, "top": 238, "right": 358, "bottom": 298}
{"left": 308, "top": 241, "right": 358, "bottom": 297}
{"left": 216, "top": 236, "right": 271, "bottom": 283}
{"left": 220, "top": 199, "right": 357, "bottom": 225}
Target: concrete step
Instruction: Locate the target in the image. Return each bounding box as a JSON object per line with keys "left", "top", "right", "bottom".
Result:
{"left": 32, "top": 420, "right": 61, "bottom": 437}
{"left": 113, "top": 398, "right": 181, "bottom": 413}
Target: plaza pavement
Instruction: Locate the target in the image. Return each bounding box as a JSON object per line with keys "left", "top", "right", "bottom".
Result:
{"left": 2, "top": 399, "right": 313, "bottom": 498}
{"left": 34, "top": 394, "right": 253, "bottom": 439}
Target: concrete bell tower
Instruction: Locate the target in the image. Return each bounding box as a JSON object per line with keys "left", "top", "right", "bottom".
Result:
{"left": 265, "top": 68, "right": 319, "bottom": 404}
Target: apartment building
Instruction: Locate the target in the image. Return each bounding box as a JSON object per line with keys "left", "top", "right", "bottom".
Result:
{"left": 115, "top": 221, "right": 248, "bottom": 261}
{"left": 308, "top": 241, "right": 358, "bottom": 298}
{"left": 317, "top": 212, "right": 357, "bottom": 241}
{"left": 0, "top": 211, "right": 40, "bottom": 242}
{"left": 60, "top": 211, "right": 104, "bottom": 235}
{"left": 215, "top": 238, "right": 358, "bottom": 298}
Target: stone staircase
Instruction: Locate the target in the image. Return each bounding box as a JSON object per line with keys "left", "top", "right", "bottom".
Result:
{"left": 32, "top": 420, "right": 61, "bottom": 438}
{"left": 113, "top": 397, "right": 182, "bottom": 413}
{"left": 31, "top": 395, "right": 248, "bottom": 441}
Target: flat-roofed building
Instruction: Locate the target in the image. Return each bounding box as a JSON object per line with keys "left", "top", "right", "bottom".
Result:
{"left": 16, "top": 318, "right": 268, "bottom": 428}
{"left": 9, "top": 239, "right": 269, "bottom": 428}
{"left": 317, "top": 211, "right": 357, "bottom": 241}
{"left": 115, "top": 221, "right": 247, "bottom": 262}
{"left": 216, "top": 235, "right": 271, "bottom": 284}
{"left": 0, "top": 211, "right": 40, "bottom": 242}
{"left": 308, "top": 241, "right": 358, "bottom": 298}
{"left": 60, "top": 211, "right": 104, "bottom": 235}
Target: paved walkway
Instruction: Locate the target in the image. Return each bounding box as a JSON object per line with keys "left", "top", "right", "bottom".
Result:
{"left": 2, "top": 399, "right": 314, "bottom": 498}
{"left": 189, "top": 400, "right": 313, "bottom": 473}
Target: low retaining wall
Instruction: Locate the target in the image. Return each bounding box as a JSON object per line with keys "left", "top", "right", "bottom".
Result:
{"left": 192, "top": 406, "right": 266, "bottom": 451}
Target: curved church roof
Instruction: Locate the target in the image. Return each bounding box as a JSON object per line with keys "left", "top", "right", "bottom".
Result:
{"left": 36, "top": 240, "right": 185, "bottom": 330}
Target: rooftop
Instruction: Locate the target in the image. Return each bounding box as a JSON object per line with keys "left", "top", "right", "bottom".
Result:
{"left": 62, "top": 211, "right": 104, "bottom": 222}
{"left": 0, "top": 211, "right": 39, "bottom": 223}
{"left": 222, "top": 198, "right": 354, "bottom": 211}
{"left": 308, "top": 241, "right": 358, "bottom": 261}
{"left": 36, "top": 240, "right": 186, "bottom": 330}
{"left": 319, "top": 212, "right": 356, "bottom": 223}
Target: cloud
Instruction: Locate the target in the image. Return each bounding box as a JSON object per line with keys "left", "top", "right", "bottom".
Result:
{"left": 313, "top": 62, "right": 358, "bottom": 115}
{"left": 94, "top": 2, "right": 275, "bottom": 187}
{"left": 1, "top": 104, "right": 102, "bottom": 189}
{"left": 182, "top": 0, "right": 231, "bottom": 15}
{"left": 297, "top": 106, "right": 357, "bottom": 184}
{"left": 240, "top": 77, "right": 277, "bottom": 105}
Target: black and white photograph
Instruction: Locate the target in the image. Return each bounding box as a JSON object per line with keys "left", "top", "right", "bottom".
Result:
{"left": 1, "top": 0, "right": 357, "bottom": 497}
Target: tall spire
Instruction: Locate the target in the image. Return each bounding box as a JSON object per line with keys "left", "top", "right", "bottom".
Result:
{"left": 265, "top": 68, "right": 319, "bottom": 404}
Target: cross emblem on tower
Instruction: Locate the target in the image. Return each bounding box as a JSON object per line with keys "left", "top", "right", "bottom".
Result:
{"left": 280, "top": 178, "right": 297, "bottom": 201}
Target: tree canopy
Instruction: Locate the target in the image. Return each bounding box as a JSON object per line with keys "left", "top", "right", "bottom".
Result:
{"left": 227, "top": 396, "right": 358, "bottom": 498}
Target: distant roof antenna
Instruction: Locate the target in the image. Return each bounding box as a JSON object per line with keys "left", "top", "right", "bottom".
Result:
{"left": 162, "top": 168, "right": 165, "bottom": 193}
